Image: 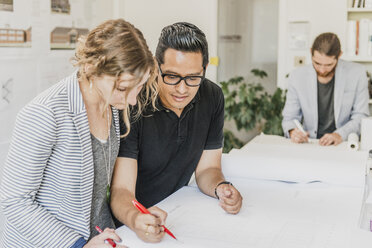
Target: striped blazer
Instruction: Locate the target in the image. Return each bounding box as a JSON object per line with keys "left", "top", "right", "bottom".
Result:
{"left": 0, "top": 72, "right": 120, "bottom": 247}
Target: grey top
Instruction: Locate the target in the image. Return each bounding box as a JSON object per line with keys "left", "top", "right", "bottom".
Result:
{"left": 317, "top": 76, "right": 336, "bottom": 139}
{"left": 89, "top": 116, "right": 119, "bottom": 239}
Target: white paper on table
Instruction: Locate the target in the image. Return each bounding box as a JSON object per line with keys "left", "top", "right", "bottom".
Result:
{"left": 222, "top": 142, "right": 368, "bottom": 187}
{"left": 243, "top": 134, "right": 346, "bottom": 150}
{"left": 116, "top": 178, "right": 370, "bottom": 248}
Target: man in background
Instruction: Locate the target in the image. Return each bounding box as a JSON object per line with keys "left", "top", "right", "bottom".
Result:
{"left": 282, "top": 32, "right": 369, "bottom": 146}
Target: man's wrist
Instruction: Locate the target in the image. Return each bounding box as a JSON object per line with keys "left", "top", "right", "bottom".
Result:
{"left": 214, "top": 181, "right": 233, "bottom": 199}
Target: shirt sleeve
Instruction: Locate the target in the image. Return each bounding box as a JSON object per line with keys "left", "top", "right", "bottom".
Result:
{"left": 281, "top": 72, "right": 303, "bottom": 138}
{"left": 334, "top": 68, "right": 370, "bottom": 140}
{"left": 204, "top": 87, "right": 224, "bottom": 150}
{"left": 118, "top": 110, "right": 140, "bottom": 159}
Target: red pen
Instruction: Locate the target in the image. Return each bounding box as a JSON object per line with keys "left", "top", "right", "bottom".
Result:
{"left": 95, "top": 225, "right": 117, "bottom": 247}
{"left": 132, "top": 199, "right": 177, "bottom": 240}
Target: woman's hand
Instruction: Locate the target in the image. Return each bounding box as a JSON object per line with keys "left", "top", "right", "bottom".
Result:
{"left": 84, "top": 228, "right": 127, "bottom": 248}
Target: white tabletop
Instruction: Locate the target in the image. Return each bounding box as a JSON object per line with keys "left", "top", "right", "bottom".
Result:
{"left": 116, "top": 134, "right": 372, "bottom": 247}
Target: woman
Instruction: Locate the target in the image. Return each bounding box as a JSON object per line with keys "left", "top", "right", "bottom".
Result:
{"left": 0, "top": 19, "right": 157, "bottom": 247}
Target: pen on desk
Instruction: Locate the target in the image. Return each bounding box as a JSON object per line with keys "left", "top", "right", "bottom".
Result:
{"left": 132, "top": 199, "right": 177, "bottom": 240}
{"left": 95, "top": 225, "right": 117, "bottom": 247}
{"left": 293, "top": 119, "right": 307, "bottom": 135}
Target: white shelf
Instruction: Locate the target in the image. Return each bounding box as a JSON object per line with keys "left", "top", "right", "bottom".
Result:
{"left": 342, "top": 56, "right": 372, "bottom": 62}
{"left": 369, "top": 99, "right": 372, "bottom": 104}
{"left": 347, "top": 8, "right": 372, "bottom": 12}
{"left": 0, "top": 43, "right": 31, "bottom": 48}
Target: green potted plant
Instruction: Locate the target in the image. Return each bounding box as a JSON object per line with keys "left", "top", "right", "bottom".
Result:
{"left": 221, "top": 69, "right": 286, "bottom": 153}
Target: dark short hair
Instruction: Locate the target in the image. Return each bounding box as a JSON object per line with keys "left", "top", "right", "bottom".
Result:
{"left": 155, "top": 22, "right": 209, "bottom": 67}
{"left": 311, "top": 32, "right": 341, "bottom": 58}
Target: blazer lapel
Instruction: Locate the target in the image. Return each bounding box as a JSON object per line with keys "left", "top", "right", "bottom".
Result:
{"left": 334, "top": 61, "right": 346, "bottom": 124}
{"left": 309, "top": 68, "right": 318, "bottom": 131}
{"left": 67, "top": 72, "right": 94, "bottom": 230}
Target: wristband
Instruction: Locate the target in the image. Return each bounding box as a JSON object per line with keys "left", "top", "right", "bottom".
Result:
{"left": 214, "top": 181, "right": 232, "bottom": 199}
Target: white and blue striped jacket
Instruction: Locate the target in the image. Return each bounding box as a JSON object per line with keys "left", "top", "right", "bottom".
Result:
{"left": 0, "top": 72, "right": 120, "bottom": 247}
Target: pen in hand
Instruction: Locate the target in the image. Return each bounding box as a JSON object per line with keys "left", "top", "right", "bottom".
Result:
{"left": 132, "top": 199, "right": 177, "bottom": 240}
{"left": 95, "top": 225, "right": 117, "bottom": 247}
{"left": 293, "top": 119, "right": 306, "bottom": 135}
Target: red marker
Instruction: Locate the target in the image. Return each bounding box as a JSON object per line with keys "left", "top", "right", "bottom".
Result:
{"left": 95, "top": 225, "right": 117, "bottom": 247}
{"left": 132, "top": 199, "right": 177, "bottom": 240}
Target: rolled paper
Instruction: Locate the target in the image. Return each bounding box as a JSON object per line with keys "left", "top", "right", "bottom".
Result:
{"left": 347, "top": 132, "right": 359, "bottom": 151}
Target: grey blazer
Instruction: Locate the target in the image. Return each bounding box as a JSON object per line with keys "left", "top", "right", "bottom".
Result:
{"left": 282, "top": 60, "right": 369, "bottom": 140}
{"left": 0, "top": 72, "right": 120, "bottom": 247}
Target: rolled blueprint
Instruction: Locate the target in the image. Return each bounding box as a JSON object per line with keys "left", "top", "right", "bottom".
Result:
{"left": 221, "top": 142, "right": 367, "bottom": 187}
{"left": 361, "top": 117, "right": 372, "bottom": 151}
{"left": 347, "top": 132, "right": 359, "bottom": 151}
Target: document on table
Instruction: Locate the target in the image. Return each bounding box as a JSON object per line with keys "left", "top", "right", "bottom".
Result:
{"left": 115, "top": 135, "right": 371, "bottom": 247}
{"left": 116, "top": 178, "right": 371, "bottom": 248}
{"left": 243, "top": 133, "right": 349, "bottom": 150}
{"left": 222, "top": 142, "right": 368, "bottom": 187}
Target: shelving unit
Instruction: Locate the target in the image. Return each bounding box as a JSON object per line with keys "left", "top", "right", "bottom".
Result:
{"left": 347, "top": 8, "right": 372, "bottom": 12}
{"left": 345, "top": 1, "right": 372, "bottom": 106}
{"left": 342, "top": 56, "right": 372, "bottom": 62}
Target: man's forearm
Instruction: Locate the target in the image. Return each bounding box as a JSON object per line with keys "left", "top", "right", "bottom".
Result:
{"left": 111, "top": 188, "right": 138, "bottom": 229}
{"left": 195, "top": 167, "right": 225, "bottom": 198}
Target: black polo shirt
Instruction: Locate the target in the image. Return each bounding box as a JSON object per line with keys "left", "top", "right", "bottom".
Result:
{"left": 118, "top": 79, "right": 224, "bottom": 208}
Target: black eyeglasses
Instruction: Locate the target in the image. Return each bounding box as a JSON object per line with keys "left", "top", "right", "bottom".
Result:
{"left": 158, "top": 65, "right": 205, "bottom": 87}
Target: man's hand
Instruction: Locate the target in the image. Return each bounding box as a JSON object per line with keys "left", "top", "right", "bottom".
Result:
{"left": 215, "top": 184, "right": 242, "bottom": 214}
{"left": 289, "top": 128, "right": 309, "bottom": 143}
{"left": 132, "top": 206, "right": 167, "bottom": 243}
{"left": 319, "top": 133, "right": 342, "bottom": 146}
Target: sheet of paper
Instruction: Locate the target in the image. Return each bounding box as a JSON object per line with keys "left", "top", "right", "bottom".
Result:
{"left": 116, "top": 178, "right": 370, "bottom": 248}
{"left": 243, "top": 134, "right": 347, "bottom": 150}
{"left": 222, "top": 142, "right": 368, "bottom": 187}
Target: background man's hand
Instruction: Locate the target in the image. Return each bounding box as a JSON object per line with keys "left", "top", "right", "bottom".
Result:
{"left": 319, "top": 133, "right": 342, "bottom": 146}
{"left": 289, "top": 128, "right": 309, "bottom": 143}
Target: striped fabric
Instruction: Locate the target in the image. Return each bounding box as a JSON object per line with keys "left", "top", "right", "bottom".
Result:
{"left": 0, "top": 72, "right": 120, "bottom": 247}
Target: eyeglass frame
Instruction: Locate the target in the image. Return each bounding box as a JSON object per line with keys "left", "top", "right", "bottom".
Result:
{"left": 157, "top": 64, "right": 206, "bottom": 87}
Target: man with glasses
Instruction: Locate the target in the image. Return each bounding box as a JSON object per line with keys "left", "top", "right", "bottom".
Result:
{"left": 282, "top": 32, "right": 369, "bottom": 146}
{"left": 110, "top": 22, "right": 242, "bottom": 243}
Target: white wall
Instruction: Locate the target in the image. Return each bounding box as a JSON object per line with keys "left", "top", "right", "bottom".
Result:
{"left": 0, "top": 0, "right": 113, "bottom": 142}
{"left": 119, "top": 0, "right": 219, "bottom": 83}
{"left": 277, "top": 0, "right": 347, "bottom": 88}
{"left": 218, "top": 0, "right": 278, "bottom": 93}
{"left": 218, "top": 0, "right": 279, "bottom": 143}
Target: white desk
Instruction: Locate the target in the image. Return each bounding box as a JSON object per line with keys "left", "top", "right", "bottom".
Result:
{"left": 242, "top": 134, "right": 372, "bottom": 232}
{"left": 116, "top": 134, "right": 372, "bottom": 247}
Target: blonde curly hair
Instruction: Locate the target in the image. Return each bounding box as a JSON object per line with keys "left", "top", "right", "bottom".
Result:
{"left": 72, "top": 19, "right": 158, "bottom": 137}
